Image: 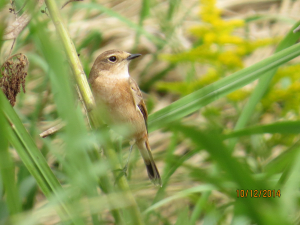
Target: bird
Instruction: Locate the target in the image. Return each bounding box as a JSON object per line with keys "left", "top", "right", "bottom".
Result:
{"left": 88, "top": 49, "right": 161, "bottom": 186}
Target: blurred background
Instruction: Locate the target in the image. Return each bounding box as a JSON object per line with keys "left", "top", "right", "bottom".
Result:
{"left": 1, "top": 0, "right": 300, "bottom": 224}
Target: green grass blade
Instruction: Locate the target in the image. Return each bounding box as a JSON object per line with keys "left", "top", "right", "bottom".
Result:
{"left": 245, "top": 14, "right": 296, "bottom": 24}
{"left": 144, "top": 185, "right": 215, "bottom": 214}
{"left": 172, "top": 123, "right": 290, "bottom": 225}
{"left": 35, "top": 3, "right": 99, "bottom": 224}
{"left": 0, "top": 94, "right": 21, "bottom": 215}
{"left": 279, "top": 146, "right": 300, "bottom": 217}
{"left": 1, "top": 92, "right": 61, "bottom": 197}
{"left": 41, "top": 0, "right": 147, "bottom": 223}
{"left": 167, "top": 0, "right": 181, "bottom": 21}
{"left": 175, "top": 206, "right": 189, "bottom": 225}
{"left": 132, "top": 0, "right": 150, "bottom": 51}
{"left": 231, "top": 21, "right": 300, "bottom": 148}
{"left": 75, "top": 3, "right": 165, "bottom": 47}
{"left": 224, "top": 121, "right": 300, "bottom": 138}
{"left": 44, "top": 0, "right": 146, "bottom": 223}
{"left": 148, "top": 42, "right": 300, "bottom": 132}
{"left": 265, "top": 141, "right": 300, "bottom": 178}
{"left": 189, "top": 192, "right": 211, "bottom": 225}
{"left": 0, "top": 91, "right": 78, "bottom": 223}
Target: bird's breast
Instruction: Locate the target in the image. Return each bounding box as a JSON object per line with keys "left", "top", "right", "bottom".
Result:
{"left": 92, "top": 76, "right": 132, "bottom": 108}
{"left": 91, "top": 76, "right": 146, "bottom": 139}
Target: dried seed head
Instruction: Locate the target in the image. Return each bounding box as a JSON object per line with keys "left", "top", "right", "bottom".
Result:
{"left": 0, "top": 53, "right": 29, "bottom": 106}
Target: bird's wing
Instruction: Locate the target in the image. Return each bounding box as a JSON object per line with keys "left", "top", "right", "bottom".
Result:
{"left": 129, "top": 77, "right": 148, "bottom": 131}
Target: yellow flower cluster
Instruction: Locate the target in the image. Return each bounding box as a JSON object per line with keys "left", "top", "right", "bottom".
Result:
{"left": 218, "top": 51, "right": 243, "bottom": 69}
{"left": 236, "top": 38, "right": 279, "bottom": 55}
{"left": 227, "top": 89, "right": 250, "bottom": 102}
{"left": 191, "top": 0, "right": 244, "bottom": 46}
{"left": 157, "top": 69, "right": 219, "bottom": 96}
{"left": 199, "top": 0, "right": 220, "bottom": 23}
{"left": 158, "top": 0, "right": 278, "bottom": 100}
{"left": 261, "top": 64, "right": 300, "bottom": 114}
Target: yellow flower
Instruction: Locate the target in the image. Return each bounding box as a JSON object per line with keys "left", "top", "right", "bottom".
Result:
{"left": 160, "top": 0, "right": 278, "bottom": 101}
{"left": 227, "top": 89, "right": 250, "bottom": 102}
{"left": 218, "top": 51, "right": 243, "bottom": 68}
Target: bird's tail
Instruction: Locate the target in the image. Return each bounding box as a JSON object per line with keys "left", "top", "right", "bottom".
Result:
{"left": 136, "top": 139, "right": 162, "bottom": 186}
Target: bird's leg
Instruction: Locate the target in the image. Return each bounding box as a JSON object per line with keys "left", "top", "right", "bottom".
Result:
{"left": 122, "top": 144, "right": 134, "bottom": 176}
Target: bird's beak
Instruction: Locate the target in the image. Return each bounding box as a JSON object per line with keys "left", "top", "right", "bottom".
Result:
{"left": 127, "top": 54, "right": 141, "bottom": 60}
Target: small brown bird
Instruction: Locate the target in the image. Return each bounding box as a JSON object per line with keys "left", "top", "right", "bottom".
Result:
{"left": 88, "top": 49, "right": 161, "bottom": 186}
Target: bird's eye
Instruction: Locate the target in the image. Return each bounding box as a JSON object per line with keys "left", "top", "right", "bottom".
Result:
{"left": 108, "top": 56, "right": 117, "bottom": 62}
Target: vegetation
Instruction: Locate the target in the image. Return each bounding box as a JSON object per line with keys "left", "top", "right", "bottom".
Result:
{"left": 1, "top": 0, "right": 300, "bottom": 224}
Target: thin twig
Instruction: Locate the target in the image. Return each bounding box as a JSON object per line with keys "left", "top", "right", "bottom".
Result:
{"left": 61, "top": 0, "right": 83, "bottom": 9}
{"left": 8, "top": 39, "right": 16, "bottom": 59}
{"left": 9, "top": 0, "right": 18, "bottom": 19}
{"left": 4, "top": 0, "right": 44, "bottom": 40}
{"left": 15, "top": 0, "right": 28, "bottom": 14}
{"left": 39, "top": 122, "right": 66, "bottom": 138}
{"left": 2, "top": 53, "right": 22, "bottom": 68}
{"left": 76, "top": 85, "right": 92, "bottom": 130}
{"left": 41, "top": 7, "right": 49, "bottom": 16}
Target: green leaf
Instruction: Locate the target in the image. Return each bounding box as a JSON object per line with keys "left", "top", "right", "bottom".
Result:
{"left": 245, "top": 15, "right": 296, "bottom": 24}
{"left": 231, "top": 21, "right": 300, "bottom": 149}
{"left": 1, "top": 91, "right": 61, "bottom": 199}
{"left": 172, "top": 123, "right": 290, "bottom": 225}
{"left": 144, "top": 185, "right": 215, "bottom": 214}
{"left": 0, "top": 91, "right": 21, "bottom": 215}
{"left": 190, "top": 192, "right": 211, "bottom": 225}
{"left": 265, "top": 141, "right": 300, "bottom": 177}
{"left": 0, "top": 91, "right": 74, "bottom": 222}
{"left": 278, "top": 146, "right": 300, "bottom": 217}
{"left": 175, "top": 206, "right": 189, "bottom": 225}
{"left": 167, "top": 0, "right": 181, "bottom": 21}
{"left": 224, "top": 121, "right": 300, "bottom": 139}
{"left": 148, "top": 42, "right": 300, "bottom": 132}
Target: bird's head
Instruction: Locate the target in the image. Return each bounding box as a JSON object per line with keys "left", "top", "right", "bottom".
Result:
{"left": 89, "top": 49, "right": 141, "bottom": 80}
